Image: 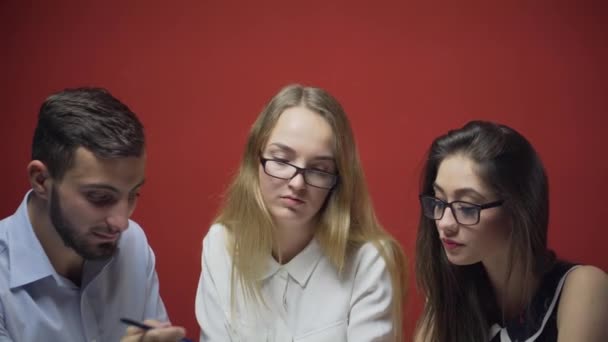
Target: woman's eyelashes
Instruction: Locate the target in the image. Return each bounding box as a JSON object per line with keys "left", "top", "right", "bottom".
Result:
{"left": 309, "top": 163, "right": 334, "bottom": 174}
{"left": 267, "top": 153, "right": 334, "bottom": 173}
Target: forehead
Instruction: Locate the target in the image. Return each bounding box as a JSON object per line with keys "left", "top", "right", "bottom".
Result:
{"left": 61, "top": 147, "right": 146, "bottom": 190}
{"left": 434, "top": 154, "right": 492, "bottom": 198}
{"left": 265, "top": 106, "right": 334, "bottom": 156}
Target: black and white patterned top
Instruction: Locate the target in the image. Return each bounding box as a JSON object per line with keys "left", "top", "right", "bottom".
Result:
{"left": 488, "top": 262, "right": 578, "bottom": 342}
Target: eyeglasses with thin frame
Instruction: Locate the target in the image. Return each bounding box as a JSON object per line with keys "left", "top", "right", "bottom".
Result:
{"left": 419, "top": 195, "right": 504, "bottom": 226}
{"left": 260, "top": 157, "right": 338, "bottom": 189}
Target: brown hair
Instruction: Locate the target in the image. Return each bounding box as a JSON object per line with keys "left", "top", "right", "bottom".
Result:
{"left": 415, "top": 120, "right": 554, "bottom": 342}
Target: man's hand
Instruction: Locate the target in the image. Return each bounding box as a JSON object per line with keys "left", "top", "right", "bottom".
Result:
{"left": 121, "top": 319, "right": 187, "bottom": 342}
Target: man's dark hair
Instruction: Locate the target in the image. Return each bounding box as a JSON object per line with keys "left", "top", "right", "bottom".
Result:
{"left": 32, "top": 87, "right": 145, "bottom": 179}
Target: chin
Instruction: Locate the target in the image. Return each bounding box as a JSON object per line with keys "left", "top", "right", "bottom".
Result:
{"left": 78, "top": 241, "right": 118, "bottom": 260}
{"left": 271, "top": 207, "right": 305, "bottom": 219}
{"left": 271, "top": 208, "right": 314, "bottom": 227}
{"left": 445, "top": 254, "right": 480, "bottom": 266}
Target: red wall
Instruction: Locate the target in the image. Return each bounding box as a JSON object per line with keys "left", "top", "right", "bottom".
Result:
{"left": 1, "top": 1, "right": 607, "bottom": 339}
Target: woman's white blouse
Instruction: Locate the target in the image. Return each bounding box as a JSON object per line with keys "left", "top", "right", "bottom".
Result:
{"left": 195, "top": 224, "right": 396, "bottom": 342}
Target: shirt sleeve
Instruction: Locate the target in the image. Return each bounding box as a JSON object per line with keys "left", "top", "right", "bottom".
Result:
{"left": 195, "top": 228, "right": 231, "bottom": 341}
{"left": 0, "top": 300, "right": 13, "bottom": 341}
{"left": 347, "top": 243, "right": 395, "bottom": 342}
{"left": 142, "top": 245, "right": 169, "bottom": 322}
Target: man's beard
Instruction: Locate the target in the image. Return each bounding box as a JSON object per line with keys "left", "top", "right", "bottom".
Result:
{"left": 50, "top": 186, "right": 118, "bottom": 260}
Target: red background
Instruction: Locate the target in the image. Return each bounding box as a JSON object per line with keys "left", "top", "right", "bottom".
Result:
{"left": 1, "top": 1, "right": 607, "bottom": 339}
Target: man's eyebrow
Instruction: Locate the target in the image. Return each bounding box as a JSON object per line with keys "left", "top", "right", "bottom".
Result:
{"left": 80, "top": 184, "right": 120, "bottom": 193}
{"left": 80, "top": 179, "right": 145, "bottom": 193}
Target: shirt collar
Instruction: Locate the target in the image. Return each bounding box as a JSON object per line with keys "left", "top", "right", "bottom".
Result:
{"left": 261, "top": 237, "right": 323, "bottom": 288}
{"left": 8, "top": 191, "right": 57, "bottom": 289}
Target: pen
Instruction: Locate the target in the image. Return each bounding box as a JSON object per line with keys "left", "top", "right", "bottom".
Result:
{"left": 120, "top": 318, "right": 193, "bottom": 342}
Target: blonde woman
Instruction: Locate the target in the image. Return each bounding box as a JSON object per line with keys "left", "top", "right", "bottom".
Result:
{"left": 195, "top": 84, "right": 407, "bottom": 341}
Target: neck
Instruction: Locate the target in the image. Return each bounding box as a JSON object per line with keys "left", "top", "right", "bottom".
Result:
{"left": 483, "top": 251, "right": 539, "bottom": 320}
{"left": 28, "top": 193, "right": 84, "bottom": 285}
{"left": 272, "top": 219, "right": 315, "bottom": 264}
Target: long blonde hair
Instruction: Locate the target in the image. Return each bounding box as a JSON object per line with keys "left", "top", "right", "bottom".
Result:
{"left": 216, "top": 84, "right": 407, "bottom": 340}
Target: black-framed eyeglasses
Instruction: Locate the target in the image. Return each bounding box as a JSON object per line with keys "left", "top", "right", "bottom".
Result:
{"left": 260, "top": 157, "right": 338, "bottom": 189}
{"left": 419, "top": 195, "right": 504, "bottom": 226}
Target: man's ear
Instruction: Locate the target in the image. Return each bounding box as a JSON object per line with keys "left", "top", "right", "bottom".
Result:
{"left": 27, "top": 160, "right": 51, "bottom": 199}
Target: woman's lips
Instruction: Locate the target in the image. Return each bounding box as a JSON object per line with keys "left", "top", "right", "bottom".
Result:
{"left": 280, "top": 196, "right": 304, "bottom": 206}
{"left": 442, "top": 238, "right": 464, "bottom": 250}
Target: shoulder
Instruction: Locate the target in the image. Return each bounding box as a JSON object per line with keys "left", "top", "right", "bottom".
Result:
{"left": 0, "top": 214, "right": 10, "bottom": 234}
{"left": 561, "top": 265, "right": 608, "bottom": 295}
{"left": 560, "top": 265, "right": 608, "bottom": 301}
{"left": 0, "top": 221, "right": 7, "bottom": 260}
{"left": 557, "top": 265, "right": 608, "bottom": 336}
{"left": 202, "top": 223, "right": 230, "bottom": 251}
{"left": 353, "top": 241, "right": 385, "bottom": 263}
{"left": 0, "top": 231, "right": 7, "bottom": 289}
{"left": 0, "top": 211, "right": 16, "bottom": 246}
{"left": 351, "top": 237, "right": 402, "bottom": 270}
{"left": 204, "top": 223, "right": 229, "bottom": 243}
{"left": 0, "top": 212, "right": 19, "bottom": 269}
{"left": 349, "top": 241, "right": 391, "bottom": 281}
{"left": 116, "top": 220, "right": 156, "bottom": 266}
{"left": 119, "top": 219, "right": 149, "bottom": 247}
{"left": 201, "top": 223, "right": 231, "bottom": 263}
